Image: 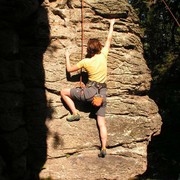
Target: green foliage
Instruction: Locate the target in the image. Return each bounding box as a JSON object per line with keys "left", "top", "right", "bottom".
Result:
{"left": 130, "top": 0, "right": 180, "bottom": 84}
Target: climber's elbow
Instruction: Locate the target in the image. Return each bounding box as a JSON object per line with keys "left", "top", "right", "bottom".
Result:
{"left": 66, "top": 65, "right": 79, "bottom": 72}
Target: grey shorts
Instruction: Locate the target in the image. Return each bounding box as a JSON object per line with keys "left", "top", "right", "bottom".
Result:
{"left": 70, "top": 86, "right": 107, "bottom": 117}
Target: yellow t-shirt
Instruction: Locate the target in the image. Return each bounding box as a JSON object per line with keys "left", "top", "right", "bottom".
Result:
{"left": 77, "top": 47, "right": 109, "bottom": 83}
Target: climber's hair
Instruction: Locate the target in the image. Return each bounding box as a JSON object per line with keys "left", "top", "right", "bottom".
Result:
{"left": 86, "top": 38, "right": 102, "bottom": 58}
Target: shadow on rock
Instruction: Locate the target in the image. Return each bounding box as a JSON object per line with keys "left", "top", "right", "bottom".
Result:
{"left": 0, "top": 1, "right": 52, "bottom": 180}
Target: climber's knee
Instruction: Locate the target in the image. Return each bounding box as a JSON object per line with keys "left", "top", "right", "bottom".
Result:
{"left": 60, "top": 89, "right": 71, "bottom": 97}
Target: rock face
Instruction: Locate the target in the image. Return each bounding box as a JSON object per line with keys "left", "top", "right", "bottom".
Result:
{"left": 0, "top": 0, "right": 162, "bottom": 180}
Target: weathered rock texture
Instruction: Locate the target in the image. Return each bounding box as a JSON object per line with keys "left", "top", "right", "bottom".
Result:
{"left": 0, "top": 0, "right": 162, "bottom": 180}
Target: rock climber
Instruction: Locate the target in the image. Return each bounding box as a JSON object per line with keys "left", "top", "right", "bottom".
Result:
{"left": 60, "top": 18, "right": 115, "bottom": 158}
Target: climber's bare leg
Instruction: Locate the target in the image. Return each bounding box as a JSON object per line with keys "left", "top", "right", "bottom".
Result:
{"left": 60, "top": 89, "right": 78, "bottom": 114}
{"left": 97, "top": 115, "right": 107, "bottom": 150}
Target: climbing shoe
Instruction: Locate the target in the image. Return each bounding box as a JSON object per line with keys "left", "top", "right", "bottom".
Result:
{"left": 98, "top": 149, "right": 106, "bottom": 158}
{"left": 66, "top": 113, "right": 80, "bottom": 122}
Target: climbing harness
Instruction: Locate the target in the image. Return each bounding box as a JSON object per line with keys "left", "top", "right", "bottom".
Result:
{"left": 161, "top": 0, "right": 180, "bottom": 27}
{"left": 86, "top": 81, "right": 107, "bottom": 107}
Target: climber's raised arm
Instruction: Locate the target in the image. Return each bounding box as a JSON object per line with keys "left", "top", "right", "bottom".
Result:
{"left": 65, "top": 48, "right": 80, "bottom": 72}
{"left": 104, "top": 19, "right": 115, "bottom": 50}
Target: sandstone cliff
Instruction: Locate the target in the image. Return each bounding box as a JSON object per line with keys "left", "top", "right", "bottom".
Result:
{"left": 0, "top": 0, "right": 162, "bottom": 180}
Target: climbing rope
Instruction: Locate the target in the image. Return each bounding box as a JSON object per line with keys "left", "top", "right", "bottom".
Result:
{"left": 79, "top": 0, "right": 84, "bottom": 87}
{"left": 161, "top": 0, "right": 180, "bottom": 27}
{"left": 81, "top": 0, "right": 85, "bottom": 58}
